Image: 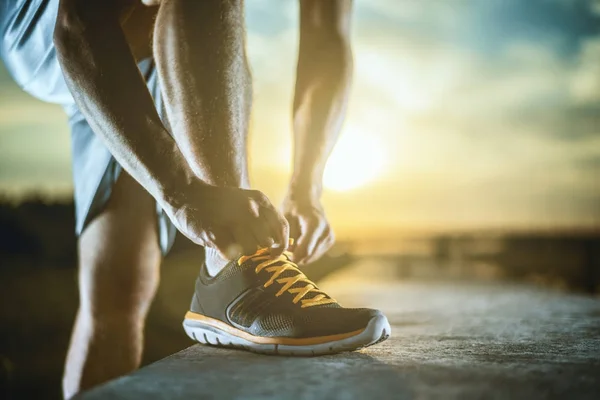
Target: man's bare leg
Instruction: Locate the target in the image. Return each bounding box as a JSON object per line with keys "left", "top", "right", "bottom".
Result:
{"left": 153, "top": 0, "right": 253, "bottom": 275}
{"left": 63, "top": 172, "right": 161, "bottom": 399}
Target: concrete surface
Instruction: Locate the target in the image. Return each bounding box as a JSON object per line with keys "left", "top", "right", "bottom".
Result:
{"left": 77, "top": 261, "right": 600, "bottom": 400}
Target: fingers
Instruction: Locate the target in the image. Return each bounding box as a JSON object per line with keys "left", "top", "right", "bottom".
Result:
{"left": 232, "top": 225, "right": 259, "bottom": 256}
{"left": 262, "top": 214, "right": 289, "bottom": 257}
{"left": 285, "top": 213, "right": 302, "bottom": 242}
{"left": 207, "top": 227, "right": 239, "bottom": 260}
{"left": 292, "top": 215, "right": 335, "bottom": 264}
{"left": 235, "top": 198, "right": 289, "bottom": 258}
{"left": 175, "top": 187, "right": 291, "bottom": 260}
{"left": 266, "top": 211, "right": 289, "bottom": 257}
{"left": 304, "top": 226, "right": 335, "bottom": 264}
{"left": 249, "top": 218, "right": 275, "bottom": 249}
{"left": 293, "top": 218, "right": 321, "bottom": 264}
{"left": 249, "top": 190, "right": 289, "bottom": 256}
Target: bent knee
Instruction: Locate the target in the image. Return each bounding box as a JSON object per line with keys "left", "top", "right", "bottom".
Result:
{"left": 79, "top": 264, "right": 160, "bottom": 319}
{"left": 89, "top": 311, "right": 146, "bottom": 332}
{"left": 80, "top": 293, "right": 155, "bottom": 329}
{"left": 74, "top": 308, "right": 147, "bottom": 352}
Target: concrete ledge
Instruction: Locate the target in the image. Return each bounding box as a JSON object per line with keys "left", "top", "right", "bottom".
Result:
{"left": 77, "top": 266, "right": 600, "bottom": 399}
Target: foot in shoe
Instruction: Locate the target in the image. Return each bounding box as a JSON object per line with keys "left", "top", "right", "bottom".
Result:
{"left": 183, "top": 247, "right": 391, "bottom": 356}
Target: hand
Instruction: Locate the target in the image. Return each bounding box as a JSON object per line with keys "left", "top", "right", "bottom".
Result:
{"left": 163, "top": 181, "right": 290, "bottom": 259}
{"left": 282, "top": 194, "right": 334, "bottom": 264}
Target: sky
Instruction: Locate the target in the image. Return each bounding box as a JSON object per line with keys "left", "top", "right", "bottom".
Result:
{"left": 1, "top": 0, "right": 599, "bottom": 237}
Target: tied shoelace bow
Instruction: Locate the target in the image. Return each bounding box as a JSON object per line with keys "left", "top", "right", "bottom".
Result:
{"left": 238, "top": 248, "right": 336, "bottom": 308}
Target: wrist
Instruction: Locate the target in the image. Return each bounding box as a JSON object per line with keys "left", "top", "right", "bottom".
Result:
{"left": 158, "top": 165, "right": 207, "bottom": 212}
{"left": 287, "top": 176, "right": 323, "bottom": 204}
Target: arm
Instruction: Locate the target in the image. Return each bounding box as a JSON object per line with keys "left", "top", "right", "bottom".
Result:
{"left": 54, "top": 0, "right": 195, "bottom": 212}
{"left": 284, "top": 0, "right": 353, "bottom": 263}
{"left": 54, "top": 0, "right": 287, "bottom": 257}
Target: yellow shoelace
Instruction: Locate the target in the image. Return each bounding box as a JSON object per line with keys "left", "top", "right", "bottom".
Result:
{"left": 238, "top": 248, "right": 336, "bottom": 308}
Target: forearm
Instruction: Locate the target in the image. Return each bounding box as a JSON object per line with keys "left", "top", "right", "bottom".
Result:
{"left": 290, "top": 2, "right": 353, "bottom": 200}
{"left": 154, "top": 0, "right": 251, "bottom": 188}
{"left": 54, "top": 0, "right": 197, "bottom": 208}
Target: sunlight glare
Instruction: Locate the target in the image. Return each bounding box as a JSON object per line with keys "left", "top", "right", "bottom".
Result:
{"left": 324, "top": 128, "right": 386, "bottom": 191}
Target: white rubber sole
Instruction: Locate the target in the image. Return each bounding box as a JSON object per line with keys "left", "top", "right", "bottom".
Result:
{"left": 183, "top": 313, "right": 391, "bottom": 356}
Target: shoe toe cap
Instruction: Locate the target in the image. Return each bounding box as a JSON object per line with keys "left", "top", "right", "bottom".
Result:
{"left": 298, "top": 306, "right": 386, "bottom": 337}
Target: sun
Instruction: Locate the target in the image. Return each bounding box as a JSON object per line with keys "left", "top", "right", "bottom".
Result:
{"left": 324, "top": 128, "right": 386, "bottom": 191}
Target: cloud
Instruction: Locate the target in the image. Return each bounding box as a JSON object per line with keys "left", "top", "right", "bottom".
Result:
{"left": 570, "top": 36, "right": 600, "bottom": 103}
{"left": 357, "top": 0, "right": 470, "bottom": 35}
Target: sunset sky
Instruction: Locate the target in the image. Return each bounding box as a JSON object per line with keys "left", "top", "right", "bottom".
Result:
{"left": 1, "top": 0, "right": 599, "bottom": 237}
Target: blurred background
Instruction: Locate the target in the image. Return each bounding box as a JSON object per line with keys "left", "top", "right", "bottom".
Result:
{"left": 1, "top": 0, "right": 599, "bottom": 399}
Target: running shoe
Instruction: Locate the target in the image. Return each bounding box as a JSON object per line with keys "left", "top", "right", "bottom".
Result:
{"left": 183, "top": 247, "right": 391, "bottom": 356}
